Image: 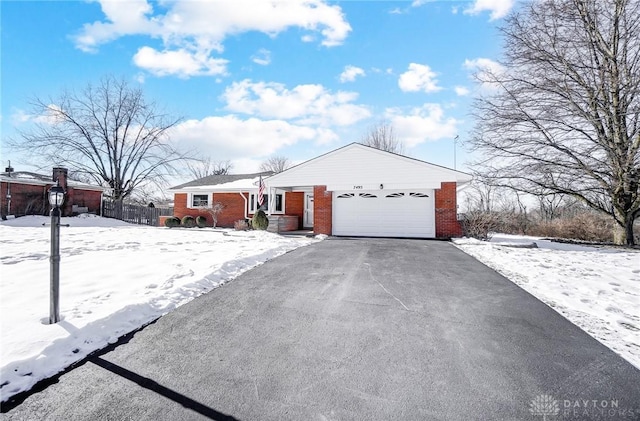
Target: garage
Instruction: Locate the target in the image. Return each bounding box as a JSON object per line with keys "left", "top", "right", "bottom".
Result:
{"left": 332, "top": 189, "right": 435, "bottom": 238}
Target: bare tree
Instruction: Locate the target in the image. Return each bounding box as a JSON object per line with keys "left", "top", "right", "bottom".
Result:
{"left": 360, "top": 121, "right": 405, "bottom": 154}
{"left": 187, "top": 158, "right": 232, "bottom": 179}
{"left": 538, "top": 193, "right": 575, "bottom": 222}
{"left": 199, "top": 202, "right": 224, "bottom": 228}
{"left": 462, "top": 177, "right": 497, "bottom": 213}
{"left": 260, "top": 156, "right": 290, "bottom": 173}
{"left": 12, "top": 76, "right": 185, "bottom": 200}
{"left": 469, "top": 0, "right": 640, "bottom": 245}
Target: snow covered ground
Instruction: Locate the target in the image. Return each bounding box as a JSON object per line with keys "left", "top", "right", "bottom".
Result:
{"left": 453, "top": 234, "right": 640, "bottom": 371}
{"left": 0, "top": 215, "right": 318, "bottom": 402}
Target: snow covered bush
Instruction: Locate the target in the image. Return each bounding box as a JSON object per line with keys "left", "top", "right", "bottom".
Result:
{"left": 196, "top": 215, "right": 207, "bottom": 228}
{"left": 181, "top": 215, "right": 196, "bottom": 228}
{"left": 164, "top": 216, "right": 181, "bottom": 228}
{"left": 252, "top": 210, "right": 269, "bottom": 230}
{"left": 459, "top": 210, "right": 499, "bottom": 240}
{"left": 234, "top": 219, "right": 249, "bottom": 231}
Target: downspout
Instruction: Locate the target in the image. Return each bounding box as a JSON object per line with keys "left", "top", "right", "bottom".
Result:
{"left": 238, "top": 192, "right": 248, "bottom": 220}
{"left": 44, "top": 186, "right": 48, "bottom": 215}
{"left": 6, "top": 180, "right": 11, "bottom": 216}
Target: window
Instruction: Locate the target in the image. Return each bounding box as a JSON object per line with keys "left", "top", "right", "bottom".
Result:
{"left": 386, "top": 192, "right": 405, "bottom": 198}
{"left": 359, "top": 193, "right": 377, "bottom": 198}
{"left": 409, "top": 192, "right": 429, "bottom": 198}
{"left": 337, "top": 193, "right": 355, "bottom": 198}
{"left": 250, "top": 193, "right": 283, "bottom": 213}
{"left": 192, "top": 194, "right": 209, "bottom": 207}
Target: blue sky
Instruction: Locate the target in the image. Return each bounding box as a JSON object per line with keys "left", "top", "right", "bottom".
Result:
{"left": 1, "top": 0, "right": 513, "bottom": 181}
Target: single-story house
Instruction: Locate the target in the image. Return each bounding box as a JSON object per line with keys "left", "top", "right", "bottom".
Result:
{"left": 0, "top": 166, "right": 105, "bottom": 218}
{"left": 167, "top": 143, "right": 472, "bottom": 238}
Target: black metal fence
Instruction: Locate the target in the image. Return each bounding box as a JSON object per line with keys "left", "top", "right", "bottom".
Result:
{"left": 102, "top": 200, "right": 173, "bottom": 226}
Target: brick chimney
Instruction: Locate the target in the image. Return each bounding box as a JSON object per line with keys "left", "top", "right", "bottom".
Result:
{"left": 52, "top": 167, "right": 68, "bottom": 190}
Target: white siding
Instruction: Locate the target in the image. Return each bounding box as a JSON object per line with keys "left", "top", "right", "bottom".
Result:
{"left": 266, "top": 144, "right": 470, "bottom": 190}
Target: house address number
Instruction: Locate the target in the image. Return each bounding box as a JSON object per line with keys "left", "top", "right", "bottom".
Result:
{"left": 353, "top": 185, "right": 363, "bottom": 189}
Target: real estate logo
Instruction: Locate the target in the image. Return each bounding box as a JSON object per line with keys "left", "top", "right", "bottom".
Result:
{"left": 530, "top": 394, "right": 560, "bottom": 420}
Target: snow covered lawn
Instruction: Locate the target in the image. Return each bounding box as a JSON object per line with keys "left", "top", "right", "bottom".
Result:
{"left": 453, "top": 234, "right": 640, "bottom": 371}
{"left": 0, "top": 215, "right": 318, "bottom": 402}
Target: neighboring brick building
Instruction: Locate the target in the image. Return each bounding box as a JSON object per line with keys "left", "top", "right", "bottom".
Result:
{"left": 0, "top": 166, "right": 105, "bottom": 218}
{"left": 167, "top": 143, "right": 471, "bottom": 238}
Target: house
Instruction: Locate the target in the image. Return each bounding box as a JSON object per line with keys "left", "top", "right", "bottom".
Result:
{"left": 167, "top": 143, "right": 472, "bottom": 238}
{"left": 0, "top": 166, "right": 105, "bottom": 218}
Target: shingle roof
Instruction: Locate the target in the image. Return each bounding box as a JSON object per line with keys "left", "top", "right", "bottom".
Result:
{"left": 170, "top": 171, "right": 273, "bottom": 190}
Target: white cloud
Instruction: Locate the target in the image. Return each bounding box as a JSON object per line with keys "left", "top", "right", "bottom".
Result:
{"left": 133, "top": 47, "right": 229, "bottom": 78}
{"left": 463, "top": 57, "right": 504, "bottom": 74}
{"left": 74, "top": 0, "right": 159, "bottom": 53}
{"left": 301, "top": 34, "right": 315, "bottom": 43}
{"left": 12, "top": 105, "right": 67, "bottom": 126}
{"left": 464, "top": 0, "right": 514, "bottom": 20}
{"left": 398, "top": 63, "right": 442, "bottom": 93}
{"left": 11, "top": 109, "right": 32, "bottom": 124}
{"left": 339, "top": 65, "right": 365, "bottom": 83}
{"left": 221, "top": 79, "right": 370, "bottom": 126}
{"left": 463, "top": 57, "right": 505, "bottom": 91}
{"left": 74, "top": 0, "right": 351, "bottom": 77}
{"left": 228, "top": 157, "right": 264, "bottom": 174}
{"left": 170, "top": 115, "right": 338, "bottom": 158}
{"left": 454, "top": 86, "right": 470, "bottom": 96}
{"left": 252, "top": 49, "right": 272, "bottom": 66}
{"left": 385, "top": 103, "right": 459, "bottom": 147}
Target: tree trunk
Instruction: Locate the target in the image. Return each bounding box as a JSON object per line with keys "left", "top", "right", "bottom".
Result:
{"left": 613, "top": 211, "right": 636, "bottom": 246}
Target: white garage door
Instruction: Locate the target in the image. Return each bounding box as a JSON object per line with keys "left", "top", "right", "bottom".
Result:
{"left": 332, "top": 190, "right": 435, "bottom": 238}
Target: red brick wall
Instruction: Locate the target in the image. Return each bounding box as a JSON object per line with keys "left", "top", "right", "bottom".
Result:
{"left": 285, "top": 192, "right": 304, "bottom": 230}
{"left": 62, "top": 189, "right": 102, "bottom": 216}
{"left": 313, "top": 185, "right": 332, "bottom": 235}
{"left": 173, "top": 193, "right": 188, "bottom": 217}
{"left": 171, "top": 191, "right": 311, "bottom": 229}
{"left": 170, "top": 192, "right": 248, "bottom": 227}
{"left": 435, "top": 182, "right": 462, "bottom": 238}
{"left": 213, "top": 193, "right": 247, "bottom": 227}
{"left": 0, "top": 182, "right": 48, "bottom": 217}
{"left": 0, "top": 182, "right": 102, "bottom": 218}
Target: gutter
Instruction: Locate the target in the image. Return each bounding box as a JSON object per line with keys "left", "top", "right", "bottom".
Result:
{"left": 238, "top": 192, "right": 248, "bottom": 220}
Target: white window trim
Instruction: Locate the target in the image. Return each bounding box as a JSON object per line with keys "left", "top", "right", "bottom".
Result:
{"left": 189, "top": 193, "right": 212, "bottom": 209}
{"left": 249, "top": 191, "right": 285, "bottom": 214}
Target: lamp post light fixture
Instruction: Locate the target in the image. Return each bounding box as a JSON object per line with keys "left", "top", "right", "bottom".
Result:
{"left": 48, "top": 181, "right": 65, "bottom": 324}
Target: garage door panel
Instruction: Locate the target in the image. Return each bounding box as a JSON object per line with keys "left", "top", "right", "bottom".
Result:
{"left": 333, "top": 190, "right": 435, "bottom": 238}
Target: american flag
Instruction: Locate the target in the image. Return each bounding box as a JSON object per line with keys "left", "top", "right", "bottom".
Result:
{"left": 258, "top": 175, "right": 265, "bottom": 207}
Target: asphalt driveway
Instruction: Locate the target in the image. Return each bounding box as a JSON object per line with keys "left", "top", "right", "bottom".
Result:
{"left": 3, "top": 238, "right": 639, "bottom": 420}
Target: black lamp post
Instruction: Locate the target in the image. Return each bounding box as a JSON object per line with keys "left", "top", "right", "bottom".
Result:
{"left": 48, "top": 181, "right": 65, "bottom": 324}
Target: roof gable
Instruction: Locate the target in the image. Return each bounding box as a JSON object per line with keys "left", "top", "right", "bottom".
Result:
{"left": 266, "top": 143, "right": 471, "bottom": 190}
